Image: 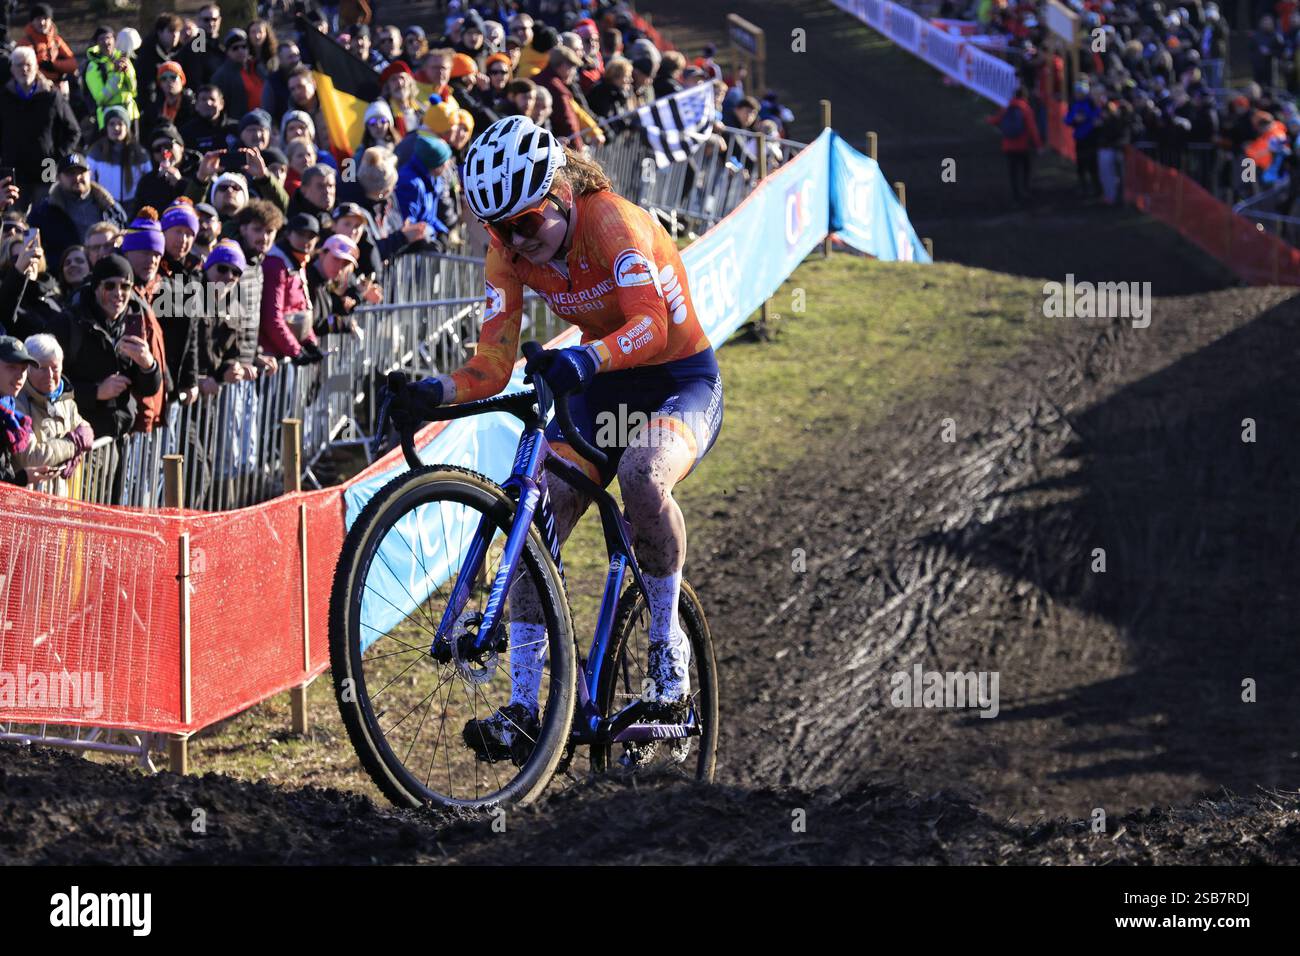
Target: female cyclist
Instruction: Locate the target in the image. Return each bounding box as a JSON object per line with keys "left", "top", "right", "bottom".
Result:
{"left": 401, "top": 116, "right": 723, "bottom": 757}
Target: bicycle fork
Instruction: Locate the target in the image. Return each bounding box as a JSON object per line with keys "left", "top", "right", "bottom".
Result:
{"left": 430, "top": 430, "right": 549, "bottom": 662}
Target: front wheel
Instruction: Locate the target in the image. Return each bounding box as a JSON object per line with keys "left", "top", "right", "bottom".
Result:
{"left": 590, "top": 578, "right": 719, "bottom": 782}
{"left": 329, "top": 465, "right": 577, "bottom": 809}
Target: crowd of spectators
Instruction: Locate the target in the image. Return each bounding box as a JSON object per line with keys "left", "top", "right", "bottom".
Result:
{"left": 962, "top": 0, "right": 1300, "bottom": 216}
{"left": 0, "top": 1, "right": 793, "bottom": 498}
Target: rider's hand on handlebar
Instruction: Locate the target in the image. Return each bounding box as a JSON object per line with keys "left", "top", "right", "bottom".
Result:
{"left": 390, "top": 375, "right": 445, "bottom": 428}
{"left": 524, "top": 345, "right": 599, "bottom": 396}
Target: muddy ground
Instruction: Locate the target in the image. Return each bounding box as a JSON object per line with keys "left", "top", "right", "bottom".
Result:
{"left": 3, "top": 1, "right": 1298, "bottom": 864}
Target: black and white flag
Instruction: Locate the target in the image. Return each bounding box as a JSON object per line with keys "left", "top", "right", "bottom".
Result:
{"left": 636, "top": 84, "right": 716, "bottom": 168}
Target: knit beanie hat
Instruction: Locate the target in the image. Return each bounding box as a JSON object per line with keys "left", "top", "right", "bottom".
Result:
{"left": 415, "top": 133, "right": 453, "bottom": 171}
{"left": 120, "top": 207, "right": 166, "bottom": 255}
{"left": 92, "top": 253, "right": 133, "bottom": 287}
{"left": 203, "top": 239, "right": 247, "bottom": 275}
{"left": 422, "top": 94, "right": 458, "bottom": 136}
{"left": 364, "top": 99, "right": 394, "bottom": 127}
{"left": 281, "top": 109, "right": 316, "bottom": 142}
{"left": 161, "top": 199, "right": 199, "bottom": 234}
{"left": 157, "top": 61, "right": 186, "bottom": 85}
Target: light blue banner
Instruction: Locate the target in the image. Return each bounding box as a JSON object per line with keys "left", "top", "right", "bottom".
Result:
{"left": 683, "top": 130, "right": 832, "bottom": 345}
{"left": 829, "top": 132, "right": 931, "bottom": 262}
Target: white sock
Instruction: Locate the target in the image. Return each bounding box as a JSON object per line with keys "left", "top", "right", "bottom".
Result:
{"left": 508, "top": 622, "right": 546, "bottom": 714}
{"left": 641, "top": 570, "right": 691, "bottom": 699}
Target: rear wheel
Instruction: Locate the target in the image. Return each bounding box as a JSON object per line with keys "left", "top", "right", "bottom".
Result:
{"left": 589, "top": 579, "right": 719, "bottom": 782}
{"left": 329, "top": 465, "right": 576, "bottom": 809}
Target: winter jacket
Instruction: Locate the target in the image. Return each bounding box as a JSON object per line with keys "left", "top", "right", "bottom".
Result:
{"left": 43, "top": 286, "right": 163, "bottom": 440}
{"left": 135, "top": 35, "right": 181, "bottom": 99}
{"left": 534, "top": 65, "right": 581, "bottom": 143}
{"left": 84, "top": 44, "right": 140, "bottom": 128}
{"left": 394, "top": 155, "right": 459, "bottom": 244}
{"left": 336, "top": 179, "right": 405, "bottom": 270}
{"left": 259, "top": 243, "right": 316, "bottom": 359}
{"left": 1, "top": 428, "right": 33, "bottom": 485}
{"left": 28, "top": 182, "right": 129, "bottom": 268}
{"left": 85, "top": 141, "right": 153, "bottom": 205}
{"left": 21, "top": 23, "right": 78, "bottom": 82}
{"left": 989, "top": 98, "right": 1043, "bottom": 153}
{"left": 140, "top": 87, "right": 197, "bottom": 141}
{"left": 130, "top": 286, "right": 169, "bottom": 433}
{"left": 14, "top": 380, "right": 92, "bottom": 497}
{"left": 212, "top": 59, "right": 268, "bottom": 118}
{"left": 154, "top": 258, "right": 203, "bottom": 401}
{"left": 1065, "top": 98, "right": 1103, "bottom": 142}
{"left": 307, "top": 260, "right": 360, "bottom": 339}
{"left": 0, "top": 270, "right": 69, "bottom": 341}
{"left": 0, "top": 75, "right": 80, "bottom": 195}
{"left": 180, "top": 111, "right": 239, "bottom": 155}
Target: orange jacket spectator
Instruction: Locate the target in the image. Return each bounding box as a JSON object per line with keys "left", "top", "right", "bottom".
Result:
{"left": 22, "top": 21, "right": 78, "bottom": 83}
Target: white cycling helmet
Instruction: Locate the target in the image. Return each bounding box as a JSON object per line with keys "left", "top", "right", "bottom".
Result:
{"left": 462, "top": 115, "right": 567, "bottom": 221}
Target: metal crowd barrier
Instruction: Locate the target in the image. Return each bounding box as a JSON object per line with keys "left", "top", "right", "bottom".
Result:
{"left": 51, "top": 362, "right": 318, "bottom": 510}
{"left": 591, "top": 124, "right": 807, "bottom": 236}
{"left": 25, "top": 120, "right": 792, "bottom": 512}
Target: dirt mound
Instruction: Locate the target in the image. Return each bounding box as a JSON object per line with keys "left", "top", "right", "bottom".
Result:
{"left": 4, "top": 743, "right": 1298, "bottom": 864}
{"left": 6, "top": 0, "right": 1298, "bottom": 866}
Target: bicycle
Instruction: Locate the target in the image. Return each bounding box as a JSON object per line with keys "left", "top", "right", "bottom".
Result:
{"left": 328, "top": 341, "right": 719, "bottom": 809}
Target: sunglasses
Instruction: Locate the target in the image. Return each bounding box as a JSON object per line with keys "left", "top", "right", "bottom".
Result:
{"left": 484, "top": 193, "right": 563, "bottom": 244}
{"left": 217, "top": 183, "right": 244, "bottom": 192}
{"left": 212, "top": 263, "right": 241, "bottom": 278}
{"left": 100, "top": 280, "right": 131, "bottom": 293}
{"left": 488, "top": 68, "right": 509, "bottom": 76}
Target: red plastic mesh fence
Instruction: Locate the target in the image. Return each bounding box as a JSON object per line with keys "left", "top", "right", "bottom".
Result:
{"left": 0, "top": 486, "right": 182, "bottom": 729}
{"left": 1124, "top": 147, "right": 1300, "bottom": 286}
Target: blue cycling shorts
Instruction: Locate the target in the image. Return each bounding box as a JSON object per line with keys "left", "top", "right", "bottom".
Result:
{"left": 545, "top": 347, "right": 724, "bottom": 486}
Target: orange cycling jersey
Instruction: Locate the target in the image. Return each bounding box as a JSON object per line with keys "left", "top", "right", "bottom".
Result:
{"left": 450, "top": 189, "right": 711, "bottom": 402}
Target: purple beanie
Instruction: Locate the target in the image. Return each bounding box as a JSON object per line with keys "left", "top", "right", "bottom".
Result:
{"left": 120, "top": 214, "right": 166, "bottom": 255}
{"left": 203, "top": 239, "right": 247, "bottom": 275}
{"left": 161, "top": 200, "right": 200, "bottom": 234}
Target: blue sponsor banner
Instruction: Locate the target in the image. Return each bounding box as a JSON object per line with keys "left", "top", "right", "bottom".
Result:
{"left": 340, "top": 129, "right": 924, "bottom": 643}
{"left": 829, "top": 132, "right": 931, "bottom": 262}
{"left": 683, "top": 130, "right": 832, "bottom": 345}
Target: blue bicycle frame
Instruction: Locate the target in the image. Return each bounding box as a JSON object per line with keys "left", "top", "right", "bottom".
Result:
{"left": 396, "top": 364, "right": 697, "bottom": 747}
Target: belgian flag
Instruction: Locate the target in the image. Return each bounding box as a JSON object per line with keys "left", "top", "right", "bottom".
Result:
{"left": 296, "top": 18, "right": 381, "bottom": 161}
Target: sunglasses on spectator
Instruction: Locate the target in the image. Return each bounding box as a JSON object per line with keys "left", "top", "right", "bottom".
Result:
{"left": 100, "top": 279, "right": 130, "bottom": 293}
{"left": 488, "top": 68, "right": 509, "bottom": 76}
{"left": 483, "top": 193, "right": 563, "bottom": 244}
{"left": 1, "top": 222, "right": 23, "bottom": 234}
{"left": 212, "top": 264, "right": 241, "bottom": 278}
{"left": 217, "top": 183, "right": 244, "bottom": 193}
